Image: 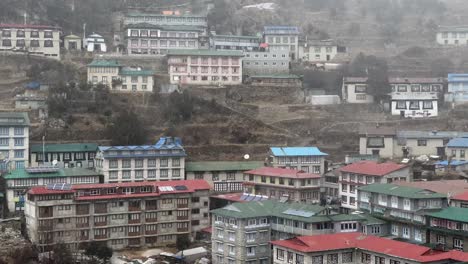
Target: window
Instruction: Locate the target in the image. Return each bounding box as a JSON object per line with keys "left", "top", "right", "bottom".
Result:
{"left": 16, "top": 39, "right": 25, "bottom": 47}
{"left": 44, "top": 31, "right": 53, "bottom": 38}
{"left": 437, "top": 234, "right": 446, "bottom": 244}
{"left": 454, "top": 238, "right": 464, "bottom": 250}
{"left": 367, "top": 137, "right": 384, "bottom": 148}
{"left": 246, "top": 246, "right": 255, "bottom": 256}
{"left": 14, "top": 127, "right": 23, "bottom": 135}
{"left": 391, "top": 224, "right": 398, "bottom": 235}
{"left": 160, "top": 158, "right": 168, "bottom": 167}
{"left": 390, "top": 260, "right": 401, "bottom": 264}
{"left": 355, "top": 85, "right": 366, "bottom": 93}
{"left": 2, "top": 39, "right": 11, "bottom": 47}
{"left": 44, "top": 40, "right": 53, "bottom": 47}
{"left": 342, "top": 252, "right": 353, "bottom": 263}
{"left": 398, "top": 85, "right": 407, "bottom": 92}
{"left": 417, "top": 139, "right": 427, "bottom": 146}
{"left": 356, "top": 94, "right": 367, "bottom": 100}
{"left": 361, "top": 253, "right": 371, "bottom": 264}
{"left": 375, "top": 256, "right": 385, "bottom": 264}
{"left": 411, "top": 84, "right": 421, "bottom": 92}
{"left": 14, "top": 138, "right": 24, "bottom": 146}
{"left": 462, "top": 150, "right": 466, "bottom": 158}
{"left": 423, "top": 101, "right": 433, "bottom": 109}
{"left": 402, "top": 226, "right": 410, "bottom": 238}
{"left": 14, "top": 150, "right": 24, "bottom": 158}
{"left": 409, "top": 101, "right": 420, "bottom": 110}
{"left": 396, "top": 101, "right": 406, "bottom": 109}
{"left": 277, "top": 249, "right": 284, "bottom": 260}
{"left": 327, "top": 254, "right": 338, "bottom": 264}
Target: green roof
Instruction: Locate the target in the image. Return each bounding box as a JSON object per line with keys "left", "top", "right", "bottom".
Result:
{"left": 329, "top": 213, "right": 386, "bottom": 225}
{"left": 358, "top": 183, "right": 446, "bottom": 199}
{"left": 166, "top": 49, "right": 244, "bottom": 57}
{"left": 30, "top": 143, "right": 98, "bottom": 153}
{"left": 3, "top": 168, "right": 101, "bottom": 180}
{"left": 185, "top": 161, "right": 264, "bottom": 172}
{"left": 250, "top": 74, "right": 302, "bottom": 79}
{"left": 213, "top": 34, "right": 261, "bottom": 40}
{"left": 427, "top": 207, "right": 468, "bottom": 222}
{"left": 119, "top": 69, "right": 155, "bottom": 76}
{"left": 0, "top": 112, "right": 30, "bottom": 126}
{"left": 88, "top": 60, "right": 120, "bottom": 67}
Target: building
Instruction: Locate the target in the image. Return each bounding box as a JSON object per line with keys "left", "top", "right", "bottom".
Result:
{"left": 271, "top": 232, "right": 468, "bottom": 264}
{"left": 25, "top": 180, "right": 211, "bottom": 251}
{"left": 263, "top": 26, "right": 300, "bottom": 60}
{"left": 427, "top": 207, "right": 468, "bottom": 251}
{"left": 63, "top": 34, "right": 82, "bottom": 51}
{"left": 84, "top": 33, "right": 107, "bottom": 52}
{"left": 87, "top": 59, "right": 154, "bottom": 92}
{"left": 0, "top": 112, "right": 30, "bottom": 170}
{"left": 185, "top": 161, "right": 264, "bottom": 193}
{"left": 95, "top": 137, "right": 186, "bottom": 183}
{"left": 125, "top": 23, "right": 205, "bottom": 55}
{"left": 244, "top": 75, "right": 302, "bottom": 87}
{"left": 14, "top": 94, "right": 47, "bottom": 111}
{"left": 450, "top": 191, "right": 468, "bottom": 208}
{"left": 4, "top": 167, "right": 101, "bottom": 213}
{"left": 393, "top": 180, "right": 468, "bottom": 198}
{"left": 29, "top": 143, "right": 98, "bottom": 168}
{"left": 269, "top": 146, "right": 328, "bottom": 175}
{"left": 211, "top": 200, "right": 385, "bottom": 264}
{"left": 358, "top": 183, "right": 447, "bottom": 243}
{"left": 446, "top": 73, "right": 468, "bottom": 104}
{"left": 243, "top": 167, "right": 322, "bottom": 203}
{"left": 436, "top": 26, "right": 468, "bottom": 45}
{"left": 359, "top": 126, "right": 397, "bottom": 158}
{"left": 123, "top": 13, "right": 208, "bottom": 28}
{"left": 341, "top": 77, "right": 373, "bottom": 104}
{"left": 166, "top": 49, "right": 243, "bottom": 85}
{"left": 339, "top": 161, "right": 410, "bottom": 211}
{"left": 211, "top": 34, "right": 261, "bottom": 51}
{"left": 243, "top": 49, "right": 290, "bottom": 76}
{"left": 390, "top": 78, "right": 443, "bottom": 118}
{"left": 299, "top": 40, "right": 341, "bottom": 62}
{"left": 446, "top": 137, "right": 468, "bottom": 160}
{"left": 0, "top": 24, "right": 61, "bottom": 59}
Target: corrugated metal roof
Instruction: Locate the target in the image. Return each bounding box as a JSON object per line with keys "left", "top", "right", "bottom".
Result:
{"left": 447, "top": 137, "right": 468, "bottom": 148}
{"left": 270, "top": 147, "right": 328, "bottom": 156}
{"left": 30, "top": 143, "right": 98, "bottom": 153}
{"left": 0, "top": 112, "right": 30, "bottom": 126}
{"left": 264, "top": 26, "right": 300, "bottom": 35}
{"left": 359, "top": 126, "right": 396, "bottom": 136}
{"left": 3, "top": 168, "right": 101, "bottom": 180}
{"left": 88, "top": 60, "right": 120, "bottom": 67}
{"left": 448, "top": 73, "right": 468, "bottom": 82}
{"left": 435, "top": 160, "right": 468, "bottom": 166}
{"left": 358, "top": 183, "right": 446, "bottom": 199}
{"left": 185, "top": 161, "right": 264, "bottom": 172}
{"left": 339, "top": 161, "right": 407, "bottom": 176}
{"left": 245, "top": 167, "right": 321, "bottom": 179}
{"left": 427, "top": 207, "right": 468, "bottom": 222}
{"left": 397, "top": 130, "right": 468, "bottom": 139}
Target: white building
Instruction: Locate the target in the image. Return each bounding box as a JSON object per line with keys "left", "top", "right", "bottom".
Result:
{"left": 299, "top": 39, "right": 341, "bottom": 62}
{"left": 359, "top": 126, "right": 396, "bottom": 158}
{"left": 263, "top": 26, "right": 300, "bottom": 60}
{"left": 0, "top": 112, "right": 29, "bottom": 171}
{"left": 94, "top": 137, "right": 186, "bottom": 183}
{"left": 85, "top": 33, "right": 107, "bottom": 52}
{"left": 436, "top": 26, "right": 468, "bottom": 45}
{"left": 341, "top": 77, "right": 374, "bottom": 104}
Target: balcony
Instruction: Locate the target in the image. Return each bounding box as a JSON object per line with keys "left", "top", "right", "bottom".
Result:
{"left": 177, "top": 227, "right": 189, "bottom": 232}
{"left": 177, "top": 203, "right": 188, "bottom": 209}
{"left": 145, "top": 230, "right": 158, "bottom": 235}
{"left": 128, "top": 232, "right": 141, "bottom": 237}
{"left": 94, "top": 234, "right": 107, "bottom": 240}
{"left": 38, "top": 225, "right": 54, "bottom": 231}
{"left": 94, "top": 221, "right": 107, "bottom": 227}
{"left": 76, "top": 223, "right": 89, "bottom": 228}
{"left": 129, "top": 219, "right": 141, "bottom": 224}
{"left": 145, "top": 217, "right": 158, "bottom": 223}
{"left": 129, "top": 206, "right": 141, "bottom": 212}
{"left": 177, "top": 215, "right": 189, "bottom": 221}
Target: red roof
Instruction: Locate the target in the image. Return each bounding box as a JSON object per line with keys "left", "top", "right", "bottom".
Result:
{"left": 339, "top": 161, "right": 407, "bottom": 176}
{"left": 28, "top": 180, "right": 211, "bottom": 199}
{"left": 452, "top": 191, "right": 468, "bottom": 201}
{"left": 0, "top": 24, "right": 61, "bottom": 30}
{"left": 244, "top": 167, "right": 321, "bottom": 179}
{"left": 201, "top": 226, "right": 212, "bottom": 233}
{"left": 393, "top": 180, "right": 468, "bottom": 197}
{"left": 271, "top": 233, "right": 468, "bottom": 263}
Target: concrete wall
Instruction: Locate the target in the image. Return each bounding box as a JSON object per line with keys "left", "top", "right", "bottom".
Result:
{"left": 359, "top": 136, "right": 394, "bottom": 158}
{"left": 342, "top": 83, "right": 374, "bottom": 104}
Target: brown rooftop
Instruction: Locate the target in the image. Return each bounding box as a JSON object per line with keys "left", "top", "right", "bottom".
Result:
{"left": 393, "top": 180, "right": 468, "bottom": 196}
{"left": 359, "top": 126, "right": 397, "bottom": 136}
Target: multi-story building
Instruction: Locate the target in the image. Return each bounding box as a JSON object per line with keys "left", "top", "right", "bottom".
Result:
{"left": 185, "top": 161, "right": 264, "bottom": 193}
{"left": 0, "top": 112, "right": 30, "bottom": 170}
{"left": 211, "top": 34, "right": 261, "bottom": 51}
{"left": 269, "top": 146, "right": 328, "bottom": 174}
{"left": 339, "top": 161, "right": 410, "bottom": 211}
{"left": 446, "top": 73, "right": 468, "bottom": 104}
{"left": 427, "top": 207, "right": 468, "bottom": 251}
{"left": 211, "top": 200, "right": 385, "bottom": 264}
{"left": 95, "top": 137, "right": 186, "bottom": 183}
{"left": 271, "top": 233, "right": 468, "bottom": 264}
{"left": 446, "top": 137, "right": 468, "bottom": 160}
{"left": 299, "top": 40, "right": 341, "bottom": 62}
{"left": 243, "top": 48, "right": 290, "bottom": 76}
{"left": 243, "top": 167, "right": 322, "bottom": 203}
{"left": 341, "top": 77, "right": 374, "bottom": 104}
{"left": 436, "top": 26, "right": 468, "bottom": 45}
{"left": 25, "top": 180, "right": 211, "bottom": 251}
{"left": 125, "top": 23, "right": 204, "bottom": 55}
{"left": 263, "top": 26, "right": 300, "bottom": 60}
{"left": 0, "top": 24, "right": 61, "bottom": 59}
{"left": 4, "top": 167, "right": 101, "bottom": 213}
{"left": 358, "top": 183, "right": 447, "bottom": 244}
{"left": 359, "top": 126, "right": 397, "bottom": 158}
{"left": 30, "top": 143, "right": 98, "bottom": 168}
{"left": 166, "top": 49, "right": 243, "bottom": 85}
{"left": 87, "top": 59, "right": 154, "bottom": 92}
{"left": 390, "top": 78, "right": 443, "bottom": 118}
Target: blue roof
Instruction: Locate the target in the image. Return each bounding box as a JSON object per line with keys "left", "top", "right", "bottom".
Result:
{"left": 25, "top": 81, "right": 40, "bottom": 89}
{"left": 448, "top": 73, "right": 468, "bottom": 82}
{"left": 264, "top": 26, "right": 300, "bottom": 35}
{"left": 270, "top": 147, "right": 328, "bottom": 156}
{"left": 98, "top": 137, "right": 186, "bottom": 158}
{"left": 435, "top": 160, "right": 468, "bottom": 166}
{"left": 447, "top": 137, "right": 468, "bottom": 148}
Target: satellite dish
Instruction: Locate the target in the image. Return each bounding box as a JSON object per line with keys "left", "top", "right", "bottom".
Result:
{"left": 52, "top": 160, "right": 58, "bottom": 166}
{"left": 243, "top": 154, "right": 250, "bottom": 160}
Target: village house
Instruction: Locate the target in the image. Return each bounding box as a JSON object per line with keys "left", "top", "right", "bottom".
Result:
{"left": 4, "top": 167, "right": 101, "bottom": 213}
{"left": 427, "top": 207, "right": 468, "bottom": 251}
{"left": 263, "top": 26, "right": 300, "bottom": 60}
{"left": 436, "top": 26, "right": 468, "bottom": 45}
{"left": 211, "top": 200, "right": 385, "bottom": 264}
{"left": 63, "top": 34, "right": 82, "bottom": 51}
{"left": 94, "top": 137, "right": 186, "bottom": 183}
{"left": 271, "top": 232, "right": 468, "bottom": 264}
{"left": 339, "top": 161, "right": 410, "bottom": 212}
{"left": 84, "top": 33, "right": 107, "bottom": 52}
{"left": 299, "top": 39, "right": 342, "bottom": 62}
{"left": 0, "top": 112, "right": 30, "bottom": 170}
{"left": 446, "top": 73, "right": 468, "bottom": 104}
{"left": 359, "top": 126, "right": 396, "bottom": 158}
{"left": 87, "top": 59, "right": 154, "bottom": 92}
{"left": 243, "top": 48, "right": 290, "bottom": 76}
{"left": 0, "top": 24, "right": 61, "bottom": 59}
{"left": 446, "top": 137, "right": 468, "bottom": 160}
{"left": 166, "top": 49, "right": 243, "bottom": 85}
{"left": 185, "top": 161, "right": 264, "bottom": 193}
{"left": 450, "top": 191, "right": 468, "bottom": 208}
{"left": 29, "top": 143, "right": 98, "bottom": 168}
{"left": 341, "top": 77, "right": 373, "bottom": 104}
{"left": 211, "top": 34, "right": 261, "bottom": 51}
{"left": 25, "top": 180, "right": 211, "bottom": 251}
{"left": 243, "top": 167, "right": 323, "bottom": 204}
{"left": 269, "top": 146, "right": 328, "bottom": 174}
{"left": 358, "top": 183, "right": 447, "bottom": 244}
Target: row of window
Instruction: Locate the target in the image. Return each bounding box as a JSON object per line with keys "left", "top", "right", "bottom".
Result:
{"left": 2, "top": 30, "right": 54, "bottom": 38}
{"left": 168, "top": 56, "right": 239, "bottom": 65}
{"left": 90, "top": 75, "right": 150, "bottom": 83}
{"left": 0, "top": 127, "right": 24, "bottom": 135}
{"left": 441, "top": 32, "right": 468, "bottom": 39}
{"left": 0, "top": 138, "right": 24, "bottom": 146}
{"left": 245, "top": 53, "right": 288, "bottom": 58}
{"left": 450, "top": 149, "right": 466, "bottom": 159}
{"left": 193, "top": 171, "right": 237, "bottom": 181}
{"left": 36, "top": 151, "right": 94, "bottom": 162}
{"left": 127, "top": 16, "right": 206, "bottom": 23}
{"left": 129, "top": 30, "right": 197, "bottom": 38}
{"left": 172, "top": 75, "right": 240, "bottom": 82}
{"left": 304, "top": 46, "right": 335, "bottom": 53}
{"left": 108, "top": 169, "right": 181, "bottom": 179}
{"left": 105, "top": 149, "right": 182, "bottom": 156}
{"left": 108, "top": 158, "right": 180, "bottom": 168}
{"left": 130, "top": 39, "right": 197, "bottom": 48}
{"left": 352, "top": 84, "right": 442, "bottom": 93}
{"left": 172, "top": 66, "right": 240, "bottom": 74}
{"left": 244, "top": 61, "right": 288, "bottom": 67}
{"left": 394, "top": 100, "right": 434, "bottom": 110}
{"left": 266, "top": 36, "right": 297, "bottom": 44}
{"left": 1, "top": 39, "right": 54, "bottom": 47}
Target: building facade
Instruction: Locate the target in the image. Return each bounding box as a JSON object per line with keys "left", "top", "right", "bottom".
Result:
{"left": 211, "top": 35, "right": 261, "bottom": 51}
{"left": 446, "top": 73, "right": 468, "bottom": 104}
{"left": 0, "top": 112, "right": 30, "bottom": 170}
{"left": 263, "top": 26, "right": 300, "bottom": 60}
{"left": 4, "top": 167, "right": 101, "bottom": 213}
{"left": 427, "top": 207, "right": 468, "bottom": 252}
{"left": 358, "top": 183, "right": 447, "bottom": 244}
{"left": 95, "top": 137, "right": 186, "bottom": 183}
{"left": 339, "top": 161, "right": 410, "bottom": 211}
{"left": 342, "top": 77, "right": 373, "bottom": 104}
{"left": 446, "top": 137, "right": 468, "bottom": 160}
{"left": 299, "top": 40, "right": 339, "bottom": 62}
{"left": 359, "top": 126, "right": 397, "bottom": 158}
{"left": 185, "top": 161, "right": 264, "bottom": 193}
{"left": 269, "top": 146, "right": 328, "bottom": 175}
{"left": 436, "top": 26, "right": 468, "bottom": 45}
{"left": 167, "top": 49, "right": 243, "bottom": 85}
{"left": 30, "top": 143, "right": 98, "bottom": 168}
{"left": 0, "top": 24, "right": 61, "bottom": 59}
{"left": 25, "top": 180, "right": 211, "bottom": 251}
{"left": 243, "top": 49, "right": 290, "bottom": 76}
